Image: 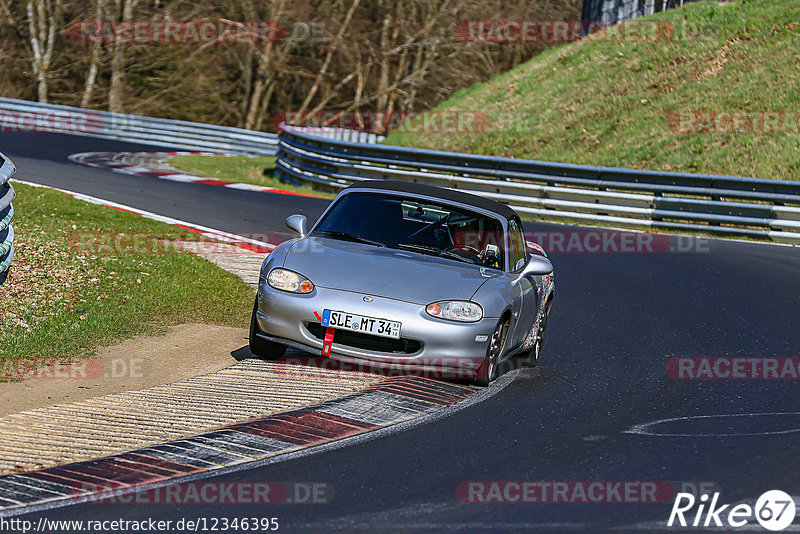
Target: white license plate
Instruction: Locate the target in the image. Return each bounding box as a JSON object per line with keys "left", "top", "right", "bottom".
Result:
{"left": 321, "top": 309, "right": 401, "bottom": 339}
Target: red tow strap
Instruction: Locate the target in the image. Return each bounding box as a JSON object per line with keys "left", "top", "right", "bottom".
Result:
{"left": 322, "top": 327, "right": 335, "bottom": 356}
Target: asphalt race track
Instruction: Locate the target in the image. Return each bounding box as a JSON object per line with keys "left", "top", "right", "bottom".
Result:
{"left": 0, "top": 132, "right": 328, "bottom": 240}
{"left": 4, "top": 131, "right": 800, "bottom": 532}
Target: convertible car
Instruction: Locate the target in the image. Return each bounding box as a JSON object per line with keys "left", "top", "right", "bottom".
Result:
{"left": 249, "top": 180, "right": 554, "bottom": 386}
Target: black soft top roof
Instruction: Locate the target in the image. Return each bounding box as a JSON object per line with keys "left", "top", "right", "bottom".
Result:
{"left": 344, "top": 180, "right": 518, "bottom": 221}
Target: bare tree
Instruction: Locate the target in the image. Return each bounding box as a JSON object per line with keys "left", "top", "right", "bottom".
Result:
{"left": 240, "top": 0, "right": 291, "bottom": 130}
{"left": 298, "top": 0, "right": 361, "bottom": 114}
{"left": 25, "top": 0, "right": 63, "bottom": 103}
{"left": 1, "top": 0, "right": 582, "bottom": 129}
{"left": 80, "top": 0, "right": 106, "bottom": 107}
{"left": 108, "top": 0, "right": 140, "bottom": 112}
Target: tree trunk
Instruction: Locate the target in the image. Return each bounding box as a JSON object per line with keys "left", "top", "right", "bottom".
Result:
{"left": 26, "top": 0, "right": 61, "bottom": 103}
{"left": 81, "top": 0, "right": 105, "bottom": 107}
{"left": 242, "top": 0, "right": 288, "bottom": 130}
{"left": 298, "top": 0, "right": 361, "bottom": 113}
{"left": 109, "top": 0, "right": 138, "bottom": 113}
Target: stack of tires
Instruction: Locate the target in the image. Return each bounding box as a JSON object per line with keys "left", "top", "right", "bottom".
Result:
{"left": 0, "top": 152, "right": 16, "bottom": 287}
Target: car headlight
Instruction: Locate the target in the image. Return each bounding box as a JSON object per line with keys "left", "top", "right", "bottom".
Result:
{"left": 426, "top": 300, "right": 483, "bottom": 322}
{"left": 267, "top": 268, "right": 314, "bottom": 293}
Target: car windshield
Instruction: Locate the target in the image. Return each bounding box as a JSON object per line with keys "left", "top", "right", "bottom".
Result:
{"left": 312, "top": 192, "right": 505, "bottom": 270}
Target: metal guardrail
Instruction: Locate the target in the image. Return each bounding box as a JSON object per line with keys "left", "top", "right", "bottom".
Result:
{"left": 287, "top": 126, "right": 385, "bottom": 144}
{"left": 0, "top": 98, "right": 278, "bottom": 156}
{"left": 0, "top": 152, "right": 16, "bottom": 286}
{"left": 276, "top": 124, "right": 800, "bottom": 244}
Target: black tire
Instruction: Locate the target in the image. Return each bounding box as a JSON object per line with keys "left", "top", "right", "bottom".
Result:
{"left": 524, "top": 302, "right": 551, "bottom": 368}
{"left": 249, "top": 298, "right": 287, "bottom": 359}
{"left": 473, "top": 319, "right": 509, "bottom": 387}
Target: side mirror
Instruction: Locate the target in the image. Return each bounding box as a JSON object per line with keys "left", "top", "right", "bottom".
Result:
{"left": 522, "top": 254, "right": 553, "bottom": 276}
{"left": 285, "top": 214, "right": 308, "bottom": 237}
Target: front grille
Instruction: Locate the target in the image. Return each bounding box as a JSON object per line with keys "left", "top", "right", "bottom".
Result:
{"left": 306, "top": 322, "right": 422, "bottom": 355}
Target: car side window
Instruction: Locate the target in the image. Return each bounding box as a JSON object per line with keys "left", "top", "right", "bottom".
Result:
{"left": 509, "top": 220, "right": 526, "bottom": 272}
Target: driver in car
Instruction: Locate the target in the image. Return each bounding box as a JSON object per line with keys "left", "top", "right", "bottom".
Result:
{"left": 446, "top": 220, "right": 502, "bottom": 269}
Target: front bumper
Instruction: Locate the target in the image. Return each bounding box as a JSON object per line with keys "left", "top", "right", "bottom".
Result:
{"left": 255, "top": 283, "right": 496, "bottom": 378}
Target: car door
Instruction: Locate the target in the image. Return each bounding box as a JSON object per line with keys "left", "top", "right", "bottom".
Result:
{"left": 508, "top": 219, "right": 538, "bottom": 350}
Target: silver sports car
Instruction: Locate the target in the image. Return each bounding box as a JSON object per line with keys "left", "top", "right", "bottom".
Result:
{"left": 249, "top": 180, "right": 554, "bottom": 386}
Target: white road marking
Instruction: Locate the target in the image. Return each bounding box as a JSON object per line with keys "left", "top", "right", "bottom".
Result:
{"left": 624, "top": 412, "right": 800, "bottom": 437}
{"left": 11, "top": 178, "right": 277, "bottom": 252}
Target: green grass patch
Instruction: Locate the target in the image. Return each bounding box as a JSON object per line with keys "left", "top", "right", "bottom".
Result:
{"left": 0, "top": 183, "right": 255, "bottom": 368}
{"left": 170, "top": 155, "right": 334, "bottom": 198}
{"left": 385, "top": 0, "right": 800, "bottom": 180}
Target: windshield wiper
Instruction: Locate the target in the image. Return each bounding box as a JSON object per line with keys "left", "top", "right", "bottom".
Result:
{"left": 314, "top": 230, "right": 386, "bottom": 247}
{"left": 438, "top": 250, "right": 480, "bottom": 265}
{"left": 397, "top": 243, "right": 440, "bottom": 255}
{"left": 398, "top": 244, "right": 478, "bottom": 265}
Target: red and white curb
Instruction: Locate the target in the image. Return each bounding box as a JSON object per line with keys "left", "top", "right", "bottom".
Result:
{"left": 13, "top": 179, "right": 276, "bottom": 254}
{"left": 0, "top": 377, "right": 476, "bottom": 512}
{"left": 68, "top": 151, "right": 315, "bottom": 197}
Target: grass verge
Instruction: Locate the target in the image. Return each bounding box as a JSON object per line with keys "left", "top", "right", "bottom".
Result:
{"left": 169, "top": 155, "right": 334, "bottom": 198}
{"left": 0, "top": 183, "right": 255, "bottom": 368}
{"left": 384, "top": 0, "right": 799, "bottom": 180}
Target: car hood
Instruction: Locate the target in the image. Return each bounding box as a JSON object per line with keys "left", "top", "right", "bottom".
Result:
{"left": 283, "top": 237, "right": 498, "bottom": 304}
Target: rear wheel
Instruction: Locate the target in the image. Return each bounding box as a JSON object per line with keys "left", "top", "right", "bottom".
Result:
{"left": 524, "top": 302, "right": 551, "bottom": 368}
{"left": 249, "top": 297, "right": 287, "bottom": 359}
{"left": 474, "top": 319, "right": 509, "bottom": 387}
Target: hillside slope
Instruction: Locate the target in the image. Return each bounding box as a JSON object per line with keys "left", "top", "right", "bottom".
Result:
{"left": 385, "top": 0, "right": 799, "bottom": 180}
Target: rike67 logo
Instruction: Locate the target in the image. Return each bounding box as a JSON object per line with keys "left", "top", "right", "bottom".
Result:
{"left": 668, "top": 490, "right": 796, "bottom": 531}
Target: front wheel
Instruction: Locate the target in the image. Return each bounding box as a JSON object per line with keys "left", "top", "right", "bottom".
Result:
{"left": 473, "top": 319, "right": 509, "bottom": 387}
{"left": 249, "top": 297, "right": 287, "bottom": 359}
